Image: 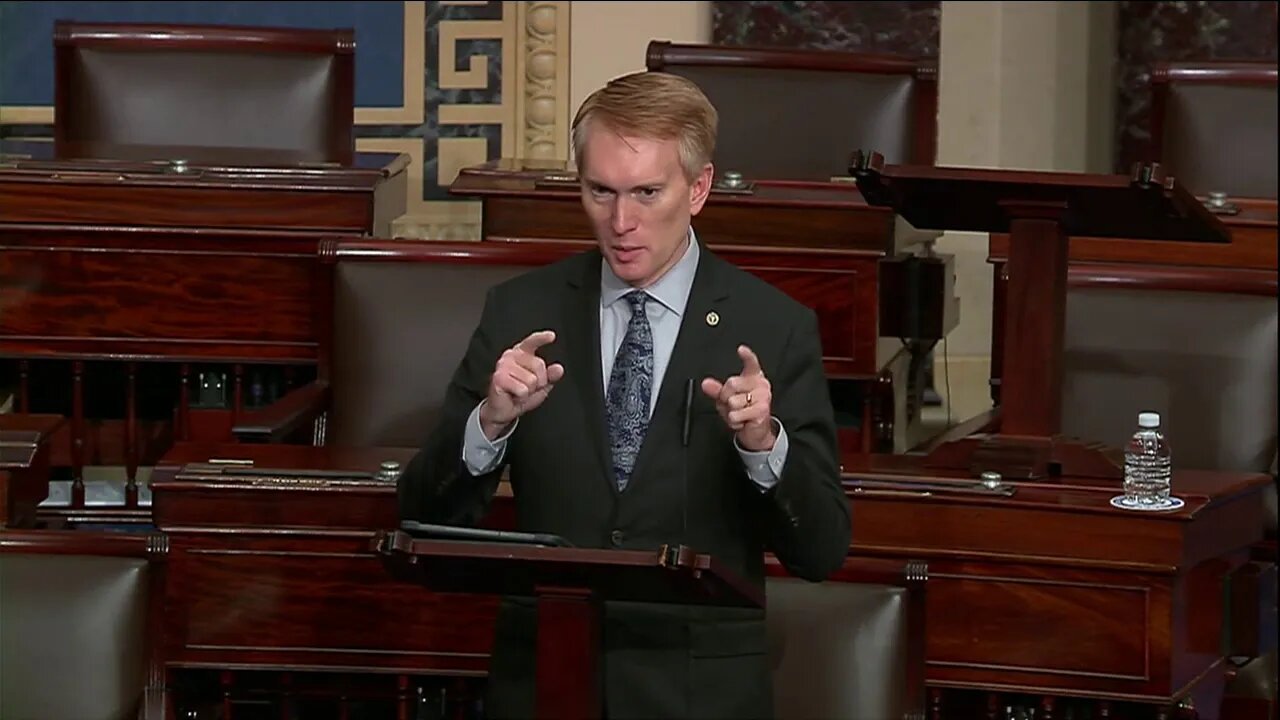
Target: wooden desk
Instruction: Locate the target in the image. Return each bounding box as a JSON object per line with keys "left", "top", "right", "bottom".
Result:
{"left": 842, "top": 454, "right": 1270, "bottom": 718}
{"left": 149, "top": 442, "right": 496, "bottom": 716}
{"left": 148, "top": 441, "right": 1265, "bottom": 718}
{"left": 0, "top": 141, "right": 408, "bottom": 519}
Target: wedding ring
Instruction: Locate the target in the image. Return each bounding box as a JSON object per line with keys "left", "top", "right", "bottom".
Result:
{"left": 745, "top": 391, "right": 753, "bottom": 406}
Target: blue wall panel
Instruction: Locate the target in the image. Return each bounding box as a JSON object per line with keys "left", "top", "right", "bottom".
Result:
{"left": 0, "top": 1, "right": 404, "bottom": 107}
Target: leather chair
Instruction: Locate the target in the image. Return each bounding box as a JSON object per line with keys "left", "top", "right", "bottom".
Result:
{"left": 0, "top": 530, "right": 164, "bottom": 720}
{"left": 766, "top": 558, "right": 926, "bottom": 720}
{"left": 1060, "top": 283, "right": 1278, "bottom": 475}
{"left": 326, "top": 251, "right": 530, "bottom": 448}
{"left": 53, "top": 21, "right": 355, "bottom": 164}
{"left": 1149, "top": 61, "right": 1278, "bottom": 199}
{"left": 646, "top": 41, "right": 936, "bottom": 179}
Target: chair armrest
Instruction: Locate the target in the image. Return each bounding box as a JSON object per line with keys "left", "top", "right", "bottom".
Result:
{"left": 232, "top": 380, "right": 331, "bottom": 443}
{"left": 831, "top": 557, "right": 928, "bottom": 720}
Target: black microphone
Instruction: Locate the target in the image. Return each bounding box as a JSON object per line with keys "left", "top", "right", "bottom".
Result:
{"left": 681, "top": 378, "right": 693, "bottom": 544}
{"left": 681, "top": 378, "right": 693, "bottom": 448}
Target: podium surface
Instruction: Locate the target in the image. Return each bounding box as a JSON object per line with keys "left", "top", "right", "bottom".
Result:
{"left": 376, "top": 529, "right": 764, "bottom": 609}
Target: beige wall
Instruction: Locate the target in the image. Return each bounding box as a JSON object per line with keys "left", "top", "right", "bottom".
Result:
{"left": 933, "top": 1, "right": 1116, "bottom": 419}
{"left": 569, "top": 2, "right": 711, "bottom": 119}
{"left": 564, "top": 1, "right": 1118, "bottom": 422}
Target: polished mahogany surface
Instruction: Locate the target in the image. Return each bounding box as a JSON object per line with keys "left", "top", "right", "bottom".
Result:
{"left": 842, "top": 453, "right": 1270, "bottom": 711}
{"left": 0, "top": 414, "right": 63, "bottom": 528}
{"left": 145, "top": 440, "right": 1267, "bottom": 715}
{"left": 0, "top": 141, "right": 409, "bottom": 510}
{"left": 0, "top": 140, "right": 407, "bottom": 233}
{"left": 377, "top": 531, "right": 765, "bottom": 609}
{"left": 452, "top": 158, "right": 937, "bottom": 253}
{"left": 990, "top": 198, "right": 1278, "bottom": 271}
{"left": 151, "top": 442, "right": 498, "bottom": 676}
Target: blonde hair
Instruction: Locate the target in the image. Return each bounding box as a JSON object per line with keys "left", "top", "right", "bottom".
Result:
{"left": 571, "top": 71, "right": 718, "bottom": 182}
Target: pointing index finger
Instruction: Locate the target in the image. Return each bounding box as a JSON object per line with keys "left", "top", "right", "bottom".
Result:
{"left": 517, "top": 330, "right": 557, "bottom": 354}
{"left": 738, "top": 344, "right": 762, "bottom": 376}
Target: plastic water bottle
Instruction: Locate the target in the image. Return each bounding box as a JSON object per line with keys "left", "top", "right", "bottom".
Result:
{"left": 1123, "top": 411, "right": 1172, "bottom": 505}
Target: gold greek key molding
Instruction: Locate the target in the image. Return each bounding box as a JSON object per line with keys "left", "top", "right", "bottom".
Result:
{"left": 515, "top": 2, "right": 571, "bottom": 160}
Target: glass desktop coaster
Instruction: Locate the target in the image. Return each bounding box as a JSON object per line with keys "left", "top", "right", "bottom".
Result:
{"left": 1109, "top": 495, "right": 1186, "bottom": 512}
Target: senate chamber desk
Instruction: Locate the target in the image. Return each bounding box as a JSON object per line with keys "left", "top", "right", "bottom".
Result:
{"left": 141, "top": 440, "right": 1270, "bottom": 719}
{"left": 0, "top": 140, "right": 408, "bottom": 521}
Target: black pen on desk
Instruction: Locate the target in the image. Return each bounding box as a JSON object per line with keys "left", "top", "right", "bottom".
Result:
{"left": 682, "top": 378, "right": 694, "bottom": 447}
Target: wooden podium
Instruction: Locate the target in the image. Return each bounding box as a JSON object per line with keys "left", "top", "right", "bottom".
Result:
{"left": 851, "top": 153, "right": 1232, "bottom": 479}
{"left": 375, "top": 529, "right": 763, "bottom": 720}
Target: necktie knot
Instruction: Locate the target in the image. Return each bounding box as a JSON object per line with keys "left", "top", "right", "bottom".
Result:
{"left": 624, "top": 290, "right": 649, "bottom": 312}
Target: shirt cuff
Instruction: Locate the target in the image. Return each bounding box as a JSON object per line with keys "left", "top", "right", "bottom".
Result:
{"left": 735, "top": 417, "right": 788, "bottom": 492}
{"left": 461, "top": 400, "right": 517, "bottom": 476}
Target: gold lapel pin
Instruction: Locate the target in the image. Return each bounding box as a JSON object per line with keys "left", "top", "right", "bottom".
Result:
{"left": 705, "top": 311, "right": 720, "bottom": 327}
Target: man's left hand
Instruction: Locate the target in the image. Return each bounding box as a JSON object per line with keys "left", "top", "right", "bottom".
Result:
{"left": 701, "top": 345, "right": 777, "bottom": 452}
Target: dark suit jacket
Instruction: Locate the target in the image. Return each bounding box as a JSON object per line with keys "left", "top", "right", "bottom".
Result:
{"left": 399, "top": 244, "right": 851, "bottom": 719}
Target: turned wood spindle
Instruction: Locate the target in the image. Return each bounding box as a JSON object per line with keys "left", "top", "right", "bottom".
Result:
{"left": 396, "top": 675, "right": 412, "bottom": 720}
{"left": 125, "top": 362, "right": 139, "bottom": 507}
{"left": 71, "top": 360, "right": 85, "bottom": 507}
{"left": 277, "top": 672, "right": 293, "bottom": 720}
{"left": 929, "top": 687, "right": 945, "bottom": 720}
{"left": 17, "top": 359, "right": 29, "bottom": 412}
{"left": 220, "top": 670, "right": 235, "bottom": 720}
{"left": 987, "top": 692, "right": 1002, "bottom": 720}
{"left": 233, "top": 364, "right": 244, "bottom": 422}
{"left": 179, "top": 364, "right": 191, "bottom": 442}
{"left": 1040, "top": 695, "right": 1055, "bottom": 720}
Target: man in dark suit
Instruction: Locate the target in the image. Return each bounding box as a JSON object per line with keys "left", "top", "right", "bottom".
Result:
{"left": 399, "top": 71, "right": 851, "bottom": 719}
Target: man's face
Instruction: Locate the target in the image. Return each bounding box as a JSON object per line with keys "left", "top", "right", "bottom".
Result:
{"left": 579, "top": 125, "right": 712, "bottom": 288}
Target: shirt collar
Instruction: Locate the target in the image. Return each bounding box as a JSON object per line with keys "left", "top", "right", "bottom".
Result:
{"left": 600, "top": 227, "right": 700, "bottom": 317}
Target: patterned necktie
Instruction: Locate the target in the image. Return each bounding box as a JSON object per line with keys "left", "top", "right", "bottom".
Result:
{"left": 606, "top": 291, "right": 654, "bottom": 491}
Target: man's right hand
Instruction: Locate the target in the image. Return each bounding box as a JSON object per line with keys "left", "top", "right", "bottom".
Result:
{"left": 478, "top": 330, "right": 564, "bottom": 440}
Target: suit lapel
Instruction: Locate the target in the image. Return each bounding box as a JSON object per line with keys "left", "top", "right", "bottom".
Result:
{"left": 563, "top": 252, "right": 614, "bottom": 484}
{"left": 624, "top": 248, "right": 732, "bottom": 492}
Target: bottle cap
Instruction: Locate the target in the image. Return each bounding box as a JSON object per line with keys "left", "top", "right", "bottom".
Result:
{"left": 1138, "top": 411, "right": 1160, "bottom": 428}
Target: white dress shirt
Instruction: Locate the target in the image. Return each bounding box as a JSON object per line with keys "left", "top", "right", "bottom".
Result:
{"left": 461, "top": 229, "right": 789, "bottom": 490}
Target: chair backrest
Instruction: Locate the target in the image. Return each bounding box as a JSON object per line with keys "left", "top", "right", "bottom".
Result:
{"left": 766, "top": 558, "right": 925, "bottom": 720}
{"left": 1061, "top": 274, "right": 1278, "bottom": 474}
{"left": 1149, "top": 61, "right": 1278, "bottom": 199}
{"left": 646, "top": 41, "right": 936, "bottom": 179}
{"left": 54, "top": 21, "right": 355, "bottom": 164}
{"left": 0, "top": 530, "right": 161, "bottom": 720}
{"left": 327, "top": 241, "right": 583, "bottom": 448}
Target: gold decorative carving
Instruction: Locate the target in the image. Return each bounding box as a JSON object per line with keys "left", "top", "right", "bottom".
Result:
{"left": 516, "top": 2, "right": 571, "bottom": 161}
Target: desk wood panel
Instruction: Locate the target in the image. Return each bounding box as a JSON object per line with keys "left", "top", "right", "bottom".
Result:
{"left": 927, "top": 570, "right": 1155, "bottom": 681}
{"left": 168, "top": 534, "right": 496, "bottom": 674}
{"left": 0, "top": 181, "right": 372, "bottom": 232}
{"left": 0, "top": 247, "right": 316, "bottom": 361}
